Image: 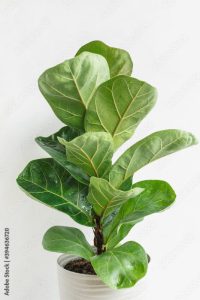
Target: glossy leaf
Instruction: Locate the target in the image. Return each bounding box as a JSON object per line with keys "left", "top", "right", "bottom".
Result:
{"left": 76, "top": 40, "right": 133, "bottom": 77}
{"left": 85, "top": 75, "right": 157, "bottom": 148}
{"left": 43, "top": 226, "right": 95, "bottom": 260}
{"left": 38, "top": 52, "right": 110, "bottom": 129}
{"left": 110, "top": 129, "right": 198, "bottom": 188}
{"left": 35, "top": 126, "right": 89, "bottom": 185}
{"left": 16, "top": 158, "right": 93, "bottom": 226}
{"left": 87, "top": 177, "right": 143, "bottom": 222}
{"left": 91, "top": 241, "right": 148, "bottom": 289}
{"left": 58, "top": 132, "right": 114, "bottom": 178}
{"left": 104, "top": 180, "right": 176, "bottom": 249}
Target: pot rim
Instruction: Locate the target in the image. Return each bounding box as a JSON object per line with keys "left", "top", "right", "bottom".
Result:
{"left": 57, "top": 253, "right": 99, "bottom": 280}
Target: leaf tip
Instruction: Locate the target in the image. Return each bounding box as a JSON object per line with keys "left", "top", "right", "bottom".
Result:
{"left": 57, "top": 136, "right": 68, "bottom": 146}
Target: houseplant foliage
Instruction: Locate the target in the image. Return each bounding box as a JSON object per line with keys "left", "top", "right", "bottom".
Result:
{"left": 17, "top": 40, "right": 197, "bottom": 290}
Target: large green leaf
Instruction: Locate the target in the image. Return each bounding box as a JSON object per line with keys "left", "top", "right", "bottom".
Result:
{"left": 76, "top": 40, "right": 133, "bottom": 77}
{"left": 110, "top": 129, "right": 198, "bottom": 188}
{"left": 35, "top": 127, "right": 89, "bottom": 185}
{"left": 91, "top": 241, "right": 148, "bottom": 289}
{"left": 104, "top": 180, "right": 176, "bottom": 249}
{"left": 85, "top": 75, "right": 157, "bottom": 148}
{"left": 58, "top": 132, "right": 114, "bottom": 178}
{"left": 87, "top": 177, "right": 143, "bottom": 222}
{"left": 43, "top": 226, "right": 95, "bottom": 260}
{"left": 16, "top": 158, "right": 93, "bottom": 226}
{"left": 38, "top": 52, "right": 110, "bottom": 129}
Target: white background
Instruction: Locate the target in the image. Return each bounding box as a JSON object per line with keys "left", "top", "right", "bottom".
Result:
{"left": 0, "top": 0, "right": 200, "bottom": 299}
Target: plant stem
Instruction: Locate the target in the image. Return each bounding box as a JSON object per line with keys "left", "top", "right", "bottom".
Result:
{"left": 93, "top": 216, "right": 105, "bottom": 255}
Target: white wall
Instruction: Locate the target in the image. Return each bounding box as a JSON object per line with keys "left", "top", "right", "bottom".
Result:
{"left": 0, "top": 0, "right": 199, "bottom": 299}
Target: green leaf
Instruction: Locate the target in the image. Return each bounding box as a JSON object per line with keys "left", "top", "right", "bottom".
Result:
{"left": 76, "top": 40, "right": 133, "bottom": 77}
{"left": 119, "top": 177, "right": 133, "bottom": 191}
{"left": 58, "top": 132, "right": 114, "bottom": 178}
{"left": 85, "top": 75, "right": 157, "bottom": 148}
{"left": 110, "top": 129, "right": 198, "bottom": 188}
{"left": 16, "top": 158, "right": 93, "bottom": 226}
{"left": 38, "top": 52, "right": 110, "bottom": 129}
{"left": 87, "top": 177, "right": 143, "bottom": 222}
{"left": 104, "top": 180, "right": 176, "bottom": 249}
{"left": 43, "top": 226, "right": 95, "bottom": 260}
{"left": 91, "top": 241, "right": 148, "bottom": 289}
{"left": 35, "top": 126, "right": 89, "bottom": 185}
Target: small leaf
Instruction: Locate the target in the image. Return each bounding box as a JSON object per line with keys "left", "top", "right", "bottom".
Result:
{"left": 38, "top": 52, "right": 110, "bottom": 129}
{"left": 59, "top": 132, "right": 114, "bottom": 178}
{"left": 16, "top": 158, "right": 93, "bottom": 226}
{"left": 43, "top": 226, "right": 95, "bottom": 260}
{"left": 110, "top": 129, "right": 198, "bottom": 188}
{"left": 104, "top": 180, "right": 176, "bottom": 249}
{"left": 85, "top": 75, "right": 157, "bottom": 148}
{"left": 87, "top": 177, "right": 143, "bottom": 222}
{"left": 76, "top": 40, "right": 133, "bottom": 77}
{"left": 91, "top": 241, "right": 148, "bottom": 289}
{"left": 35, "top": 126, "right": 89, "bottom": 185}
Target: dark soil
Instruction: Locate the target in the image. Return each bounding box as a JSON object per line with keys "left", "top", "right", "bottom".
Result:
{"left": 64, "top": 258, "right": 96, "bottom": 275}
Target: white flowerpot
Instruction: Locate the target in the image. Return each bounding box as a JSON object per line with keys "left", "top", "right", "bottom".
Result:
{"left": 57, "top": 254, "right": 144, "bottom": 300}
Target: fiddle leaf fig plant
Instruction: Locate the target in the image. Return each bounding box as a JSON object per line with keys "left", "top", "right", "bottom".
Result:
{"left": 17, "top": 40, "right": 198, "bottom": 290}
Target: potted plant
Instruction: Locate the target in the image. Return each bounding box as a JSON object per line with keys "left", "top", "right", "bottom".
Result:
{"left": 17, "top": 41, "right": 197, "bottom": 300}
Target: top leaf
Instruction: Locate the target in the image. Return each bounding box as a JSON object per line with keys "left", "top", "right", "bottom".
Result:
{"left": 76, "top": 40, "right": 133, "bottom": 77}
{"left": 109, "top": 129, "right": 198, "bottom": 188}
{"left": 38, "top": 52, "right": 110, "bottom": 129}
{"left": 85, "top": 75, "right": 157, "bottom": 148}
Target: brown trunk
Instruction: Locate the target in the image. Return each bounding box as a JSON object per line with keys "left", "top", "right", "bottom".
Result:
{"left": 93, "top": 216, "right": 105, "bottom": 255}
